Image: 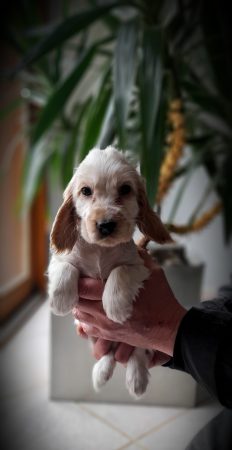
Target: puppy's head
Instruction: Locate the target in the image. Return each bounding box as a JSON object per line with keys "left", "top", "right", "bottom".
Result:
{"left": 51, "top": 146, "right": 171, "bottom": 252}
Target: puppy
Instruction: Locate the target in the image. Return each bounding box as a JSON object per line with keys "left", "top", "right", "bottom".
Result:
{"left": 48, "top": 146, "right": 171, "bottom": 397}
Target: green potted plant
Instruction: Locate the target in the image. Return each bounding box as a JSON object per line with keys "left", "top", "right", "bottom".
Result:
{"left": 1, "top": 0, "right": 231, "bottom": 241}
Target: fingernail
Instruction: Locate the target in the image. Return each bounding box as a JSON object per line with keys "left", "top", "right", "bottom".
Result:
{"left": 74, "top": 318, "right": 79, "bottom": 326}
{"left": 72, "top": 307, "right": 77, "bottom": 316}
{"left": 82, "top": 324, "right": 90, "bottom": 333}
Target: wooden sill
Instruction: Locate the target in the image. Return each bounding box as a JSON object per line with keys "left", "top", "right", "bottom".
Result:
{"left": 0, "top": 279, "right": 33, "bottom": 322}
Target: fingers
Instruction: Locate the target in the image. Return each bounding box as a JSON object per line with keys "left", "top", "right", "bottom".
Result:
{"left": 138, "top": 248, "right": 157, "bottom": 270}
{"left": 73, "top": 309, "right": 98, "bottom": 327}
{"left": 73, "top": 299, "right": 104, "bottom": 317}
{"left": 91, "top": 338, "right": 134, "bottom": 364}
{"left": 75, "top": 322, "right": 88, "bottom": 339}
{"left": 114, "top": 343, "right": 134, "bottom": 364}
{"left": 78, "top": 277, "right": 104, "bottom": 300}
{"left": 81, "top": 323, "right": 100, "bottom": 337}
{"left": 92, "top": 338, "right": 112, "bottom": 360}
{"left": 148, "top": 350, "right": 171, "bottom": 368}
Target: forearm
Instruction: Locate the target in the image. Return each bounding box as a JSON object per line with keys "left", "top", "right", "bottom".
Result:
{"left": 151, "top": 302, "right": 186, "bottom": 357}
{"left": 76, "top": 274, "right": 232, "bottom": 408}
{"left": 167, "top": 298, "right": 232, "bottom": 408}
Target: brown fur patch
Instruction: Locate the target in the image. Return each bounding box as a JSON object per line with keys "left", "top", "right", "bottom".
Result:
{"left": 136, "top": 180, "right": 172, "bottom": 244}
{"left": 50, "top": 195, "right": 79, "bottom": 252}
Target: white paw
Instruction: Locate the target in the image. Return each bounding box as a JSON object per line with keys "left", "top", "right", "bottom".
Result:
{"left": 50, "top": 290, "right": 78, "bottom": 316}
{"left": 103, "top": 286, "right": 133, "bottom": 324}
{"left": 126, "top": 348, "right": 151, "bottom": 398}
{"left": 48, "top": 263, "right": 79, "bottom": 316}
{"left": 126, "top": 363, "right": 150, "bottom": 398}
{"left": 92, "top": 353, "right": 116, "bottom": 391}
{"left": 103, "top": 264, "right": 150, "bottom": 324}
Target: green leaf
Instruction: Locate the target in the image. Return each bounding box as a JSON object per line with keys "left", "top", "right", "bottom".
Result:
{"left": 187, "top": 134, "right": 213, "bottom": 147}
{"left": 167, "top": 151, "right": 202, "bottom": 224}
{"left": 183, "top": 79, "right": 232, "bottom": 128}
{"left": 88, "top": 0, "right": 120, "bottom": 31}
{"left": 78, "top": 66, "right": 112, "bottom": 161}
{"left": 97, "top": 96, "right": 115, "bottom": 149}
{"left": 139, "top": 26, "right": 164, "bottom": 205}
{"left": 0, "top": 97, "right": 23, "bottom": 120}
{"left": 22, "top": 137, "right": 55, "bottom": 209}
{"left": 139, "top": 27, "right": 163, "bottom": 158}
{"left": 146, "top": 82, "right": 169, "bottom": 206}
{"left": 1, "top": 26, "right": 26, "bottom": 55}
{"left": 31, "top": 45, "right": 96, "bottom": 146}
{"left": 12, "top": 2, "right": 122, "bottom": 72}
{"left": 113, "top": 20, "right": 138, "bottom": 148}
{"left": 61, "top": 99, "right": 91, "bottom": 187}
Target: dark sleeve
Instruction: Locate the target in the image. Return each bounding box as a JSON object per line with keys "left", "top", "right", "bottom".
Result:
{"left": 166, "top": 292, "right": 232, "bottom": 408}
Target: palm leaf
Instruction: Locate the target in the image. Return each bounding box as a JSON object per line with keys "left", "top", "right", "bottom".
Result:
{"left": 31, "top": 44, "right": 96, "bottom": 146}
{"left": 10, "top": 2, "right": 122, "bottom": 73}
{"left": 22, "top": 137, "right": 55, "bottom": 209}
{"left": 0, "top": 97, "right": 23, "bottom": 120}
{"left": 61, "top": 99, "right": 92, "bottom": 187}
{"left": 139, "top": 26, "right": 164, "bottom": 205}
{"left": 97, "top": 95, "right": 115, "bottom": 149}
{"left": 113, "top": 20, "right": 138, "bottom": 148}
{"left": 78, "top": 66, "right": 112, "bottom": 161}
{"left": 167, "top": 151, "right": 203, "bottom": 224}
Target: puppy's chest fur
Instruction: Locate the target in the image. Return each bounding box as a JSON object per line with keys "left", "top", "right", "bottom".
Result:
{"left": 62, "top": 239, "right": 141, "bottom": 280}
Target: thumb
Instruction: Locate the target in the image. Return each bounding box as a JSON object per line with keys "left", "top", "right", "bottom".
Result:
{"left": 78, "top": 277, "right": 104, "bottom": 300}
{"left": 149, "top": 350, "right": 171, "bottom": 368}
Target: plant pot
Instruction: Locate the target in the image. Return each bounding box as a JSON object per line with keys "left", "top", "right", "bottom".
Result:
{"left": 147, "top": 242, "right": 205, "bottom": 310}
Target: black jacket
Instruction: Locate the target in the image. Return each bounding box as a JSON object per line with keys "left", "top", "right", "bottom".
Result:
{"left": 167, "top": 283, "right": 232, "bottom": 408}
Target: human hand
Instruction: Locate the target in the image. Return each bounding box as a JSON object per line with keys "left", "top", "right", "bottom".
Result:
{"left": 75, "top": 319, "right": 134, "bottom": 364}
{"left": 74, "top": 251, "right": 187, "bottom": 358}
{"left": 75, "top": 279, "right": 135, "bottom": 364}
{"left": 75, "top": 309, "right": 169, "bottom": 367}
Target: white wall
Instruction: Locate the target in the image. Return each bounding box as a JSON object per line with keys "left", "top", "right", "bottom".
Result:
{"left": 161, "top": 166, "right": 232, "bottom": 297}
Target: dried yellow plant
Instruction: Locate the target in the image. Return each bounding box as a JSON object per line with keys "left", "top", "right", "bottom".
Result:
{"left": 156, "top": 98, "right": 186, "bottom": 204}
{"left": 168, "top": 202, "right": 222, "bottom": 235}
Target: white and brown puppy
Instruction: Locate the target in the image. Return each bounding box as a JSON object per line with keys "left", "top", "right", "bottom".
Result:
{"left": 48, "top": 146, "right": 171, "bottom": 397}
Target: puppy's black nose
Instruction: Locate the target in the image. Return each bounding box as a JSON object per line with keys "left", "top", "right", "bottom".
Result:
{"left": 97, "top": 221, "right": 117, "bottom": 237}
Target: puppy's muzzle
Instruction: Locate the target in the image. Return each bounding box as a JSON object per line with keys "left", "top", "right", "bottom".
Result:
{"left": 96, "top": 220, "right": 117, "bottom": 237}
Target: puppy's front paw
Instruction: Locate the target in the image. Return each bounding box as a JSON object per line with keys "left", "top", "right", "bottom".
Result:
{"left": 102, "top": 285, "right": 133, "bottom": 324}
{"left": 50, "top": 289, "right": 78, "bottom": 316}
{"left": 126, "top": 348, "right": 150, "bottom": 398}
{"left": 48, "top": 263, "right": 79, "bottom": 316}
{"left": 103, "top": 264, "right": 149, "bottom": 324}
{"left": 92, "top": 352, "right": 116, "bottom": 391}
{"left": 126, "top": 363, "right": 150, "bottom": 398}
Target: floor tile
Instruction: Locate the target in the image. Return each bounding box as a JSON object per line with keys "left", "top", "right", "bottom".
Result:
{"left": 118, "top": 443, "right": 148, "bottom": 450}
{"left": 0, "top": 302, "right": 128, "bottom": 450}
{"left": 0, "top": 391, "right": 128, "bottom": 450}
{"left": 138, "top": 402, "right": 223, "bottom": 450}
{"left": 0, "top": 299, "right": 224, "bottom": 450}
{"left": 82, "top": 402, "right": 186, "bottom": 439}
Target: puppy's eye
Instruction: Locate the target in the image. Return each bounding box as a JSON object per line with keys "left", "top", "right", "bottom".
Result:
{"left": 81, "top": 186, "right": 92, "bottom": 196}
{"left": 118, "top": 184, "right": 131, "bottom": 196}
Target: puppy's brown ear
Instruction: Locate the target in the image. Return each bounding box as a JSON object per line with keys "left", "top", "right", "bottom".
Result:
{"left": 136, "top": 179, "right": 172, "bottom": 244}
{"left": 50, "top": 191, "right": 79, "bottom": 253}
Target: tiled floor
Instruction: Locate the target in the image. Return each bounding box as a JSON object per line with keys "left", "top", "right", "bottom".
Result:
{"left": 0, "top": 300, "right": 223, "bottom": 450}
